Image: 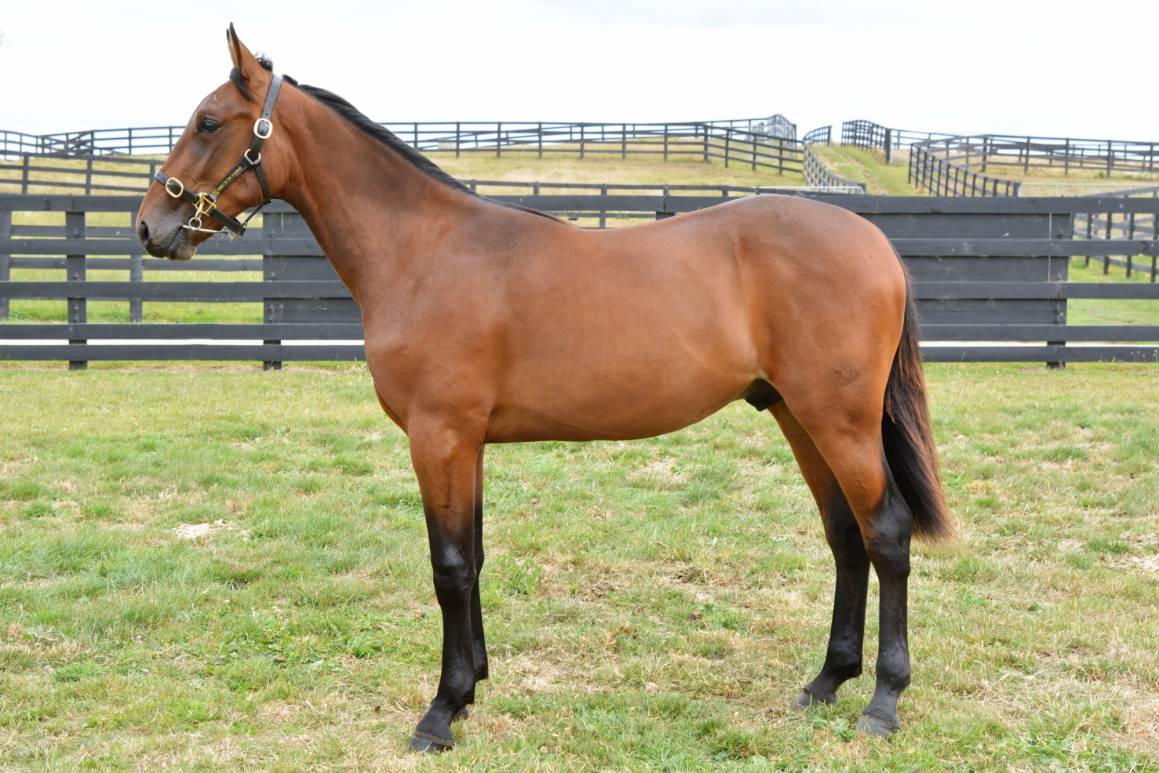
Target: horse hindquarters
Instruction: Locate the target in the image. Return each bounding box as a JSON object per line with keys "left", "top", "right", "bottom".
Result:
{"left": 768, "top": 263, "right": 948, "bottom": 735}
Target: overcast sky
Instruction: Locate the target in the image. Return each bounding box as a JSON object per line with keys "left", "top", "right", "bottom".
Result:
{"left": 2, "top": 0, "right": 1157, "bottom": 140}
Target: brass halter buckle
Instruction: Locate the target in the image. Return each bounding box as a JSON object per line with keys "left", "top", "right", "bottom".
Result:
{"left": 163, "top": 177, "right": 185, "bottom": 199}
{"left": 188, "top": 192, "right": 219, "bottom": 232}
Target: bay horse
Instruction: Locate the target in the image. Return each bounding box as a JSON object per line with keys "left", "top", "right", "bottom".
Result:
{"left": 135, "top": 26, "right": 950, "bottom": 752}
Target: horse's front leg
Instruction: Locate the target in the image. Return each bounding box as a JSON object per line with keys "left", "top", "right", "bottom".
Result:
{"left": 406, "top": 421, "right": 484, "bottom": 753}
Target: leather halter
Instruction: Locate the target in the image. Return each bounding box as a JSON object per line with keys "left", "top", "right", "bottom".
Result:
{"left": 153, "top": 72, "right": 284, "bottom": 239}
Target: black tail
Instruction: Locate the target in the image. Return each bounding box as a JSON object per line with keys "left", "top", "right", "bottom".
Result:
{"left": 882, "top": 268, "right": 952, "bottom": 541}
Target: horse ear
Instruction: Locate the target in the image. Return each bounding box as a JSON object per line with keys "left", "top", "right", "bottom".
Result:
{"left": 226, "top": 23, "right": 260, "bottom": 82}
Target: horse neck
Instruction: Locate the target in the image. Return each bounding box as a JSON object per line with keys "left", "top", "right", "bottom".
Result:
{"left": 276, "top": 93, "right": 483, "bottom": 298}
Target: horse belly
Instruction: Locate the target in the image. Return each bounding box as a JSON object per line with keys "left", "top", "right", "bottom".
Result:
{"left": 486, "top": 338, "right": 755, "bottom": 443}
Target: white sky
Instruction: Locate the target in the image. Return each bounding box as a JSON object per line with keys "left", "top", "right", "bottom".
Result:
{"left": 2, "top": 0, "right": 1157, "bottom": 140}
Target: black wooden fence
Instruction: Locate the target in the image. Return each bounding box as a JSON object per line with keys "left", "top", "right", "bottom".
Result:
{"left": 1074, "top": 185, "right": 1159, "bottom": 280}
{"left": 1, "top": 193, "right": 1156, "bottom": 367}
{"left": 0, "top": 116, "right": 801, "bottom": 159}
{"left": 1, "top": 118, "right": 809, "bottom": 196}
{"left": 908, "top": 141, "right": 1023, "bottom": 197}
{"left": 841, "top": 120, "right": 957, "bottom": 163}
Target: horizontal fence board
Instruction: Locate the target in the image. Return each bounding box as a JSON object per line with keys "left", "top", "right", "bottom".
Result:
{"left": 0, "top": 280, "right": 348, "bottom": 300}
{"left": 914, "top": 300, "right": 1063, "bottom": 325}
{"left": 871, "top": 213, "right": 1066, "bottom": 239}
{"left": 920, "top": 346, "right": 1159, "bottom": 363}
{"left": 268, "top": 299, "right": 361, "bottom": 322}
{"left": 4, "top": 236, "right": 1153, "bottom": 261}
{"left": 9, "top": 257, "right": 262, "bottom": 271}
{"left": 4, "top": 280, "right": 1151, "bottom": 303}
{"left": 5, "top": 323, "right": 1153, "bottom": 344}
{"left": 5, "top": 193, "right": 1159, "bottom": 215}
{"left": 0, "top": 323, "right": 365, "bottom": 339}
{"left": 2, "top": 342, "right": 1154, "bottom": 364}
{"left": 0, "top": 344, "right": 366, "bottom": 361}
{"left": 905, "top": 256, "right": 1066, "bottom": 282}
{"left": 920, "top": 324, "right": 1159, "bottom": 341}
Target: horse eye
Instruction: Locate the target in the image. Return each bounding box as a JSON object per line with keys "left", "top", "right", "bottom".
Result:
{"left": 197, "top": 118, "right": 222, "bottom": 134}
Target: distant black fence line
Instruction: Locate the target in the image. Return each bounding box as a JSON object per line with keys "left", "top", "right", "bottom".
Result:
{"left": 841, "top": 120, "right": 955, "bottom": 163}
{"left": 1074, "top": 185, "right": 1159, "bottom": 280}
{"left": 2, "top": 120, "right": 821, "bottom": 196}
{"left": 1, "top": 115, "right": 798, "bottom": 158}
{"left": 839, "top": 119, "right": 1159, "bottom": 198}
{"left": 2, "top": 193, "right": 1156, "bottom": 367}
{"left": 908, "top": 141, "right": 1023, "bottom": 198}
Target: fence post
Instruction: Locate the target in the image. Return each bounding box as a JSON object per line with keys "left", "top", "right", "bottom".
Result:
{"left": 21, "top": 155, "right": 30, "bottom": 194}
{"left": 85, "top": 157, "right": 94, "bottom": 195}
{"left": 66, "top": 210, "right": 87, "bottom": 371}
{"left": 723, "top": 131, "right": 730, "bottom": 167}
{"left": 663, "top": 124, "right": 669, "bottom": 162}
{"left": 1047, "top": 218, "right": 1071, "bottom": 369}
{"left": 129, "top": 250, "right": 143, "bottom": 323}
{"left": 884, "top": 128, "right": 892, "bottom": 164}
{"left": 621, "top": 123, "right": 627, "bottom": 160}
{"left": 538, "top": 122, "right": 543, "bottom": 159}
{"left": 702, "top": 128, "right": 708, "bottom": 163}
{"left": 1153, "top": 190, "right": 1158, "bottom": 283}
{"left": 263, "top": 212, "right": 283, "bottom": 371}
{"left": 580, "top": 124, "right": 585, "bottom": 160}
{"left": 1083, "top": 208, "right": 1093, "bottom": 267}
{"left": 0, "top": 209, "right": 10, "bottom": 320}
{"left": 599, "top": 183, "right": 607, "bottom": 229}
{"left": 455, "top": 122, "right": 461, "bottom": 158}
{"left": 496, "top": 122, "right": 502, "bottom": 158}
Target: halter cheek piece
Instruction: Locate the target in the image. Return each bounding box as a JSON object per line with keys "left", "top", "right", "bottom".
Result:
{"left": 153, "top": 72, "right": 284, "bottom": 239}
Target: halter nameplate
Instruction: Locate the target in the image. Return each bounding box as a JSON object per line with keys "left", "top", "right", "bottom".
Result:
{"left": 153, "top": 72, "right": 284, "bottom": 239}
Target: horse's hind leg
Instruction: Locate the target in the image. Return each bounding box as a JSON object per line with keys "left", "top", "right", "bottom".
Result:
{"left": 778, "top": 386, "right": 914, "bottom": 736}
{"left": 770, "top": 403, "right": 869, "bottom": 707}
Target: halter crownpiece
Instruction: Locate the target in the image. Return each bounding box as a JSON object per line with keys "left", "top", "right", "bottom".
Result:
{"left": 153, "top": 72, "right": 284, "bottom": 239}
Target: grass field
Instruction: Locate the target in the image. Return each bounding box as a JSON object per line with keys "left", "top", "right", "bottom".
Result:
{"left": 810, "top": 147, "right": 918, "bottom": 196}
{"left": 1, "top": 362, "right": 1156, "bottom": 770}
{"left": 1, "top": 142, "right": 805, "bottom": 197}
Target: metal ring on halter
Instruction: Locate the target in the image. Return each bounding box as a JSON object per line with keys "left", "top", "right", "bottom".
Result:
{"left": 164, "top": 177, "right": 185, "bottom": 198}
{"left": 253, "top": 118, "right": 273, "bottom": 139}
{"left": 189, "top": 216, "right": 203, "bottom": 230}
{"left": 245, "top": 148, "right": 262, "bottom": 166}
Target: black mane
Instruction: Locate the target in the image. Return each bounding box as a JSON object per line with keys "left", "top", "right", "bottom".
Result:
{"left": 231, "top": 57, "right": 559, "bottom": 222}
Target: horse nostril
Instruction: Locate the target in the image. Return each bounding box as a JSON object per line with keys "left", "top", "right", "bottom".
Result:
{"left": 137, "top": 220, "right": 150, "bottom": 245}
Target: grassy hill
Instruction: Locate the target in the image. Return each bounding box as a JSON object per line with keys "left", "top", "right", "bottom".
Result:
{"left": 810, "top": 146, "right": 1159, "bottom": 196}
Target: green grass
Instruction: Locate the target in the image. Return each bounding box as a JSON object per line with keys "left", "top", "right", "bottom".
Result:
{"left": 2, "top": 143, "right": 803, "bottom": 198}
{"left": 429, "top": 143, "right": 803, "bottom": 188}
{"left": 809, "top": 146, "right": 1159, "bottom": 197}
{"left": 1068, "top": 259, "right": 1159, "bottom": 326}
{"left": 0, "top": 363, "right": 1156, "bottom": 770}
{"left": 811, "top": 147, "right": 919, "bottom": 195}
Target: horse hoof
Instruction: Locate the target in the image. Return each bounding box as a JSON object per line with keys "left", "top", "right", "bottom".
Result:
{"left": 407, "top": 731, "right": 454, "bottom": 753}
{"left": 856, "top": 712, "right": 898, "bottom": 737}
{"left": 453, "top": 706, "right": 470, "bottom": 722}
{"left": 793, "top": 688, "right": 834, "bottom": 709}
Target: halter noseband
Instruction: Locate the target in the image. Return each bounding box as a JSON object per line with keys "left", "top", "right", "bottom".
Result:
{"left": 153, "top": 72, "right": 284, "bottom": 239}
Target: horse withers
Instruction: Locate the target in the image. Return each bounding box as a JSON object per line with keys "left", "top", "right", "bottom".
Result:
{"left": 136, "top": 26, "right": 951, "bottom": 752}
